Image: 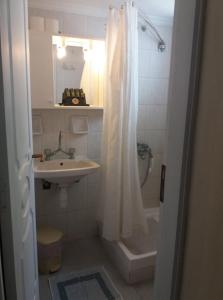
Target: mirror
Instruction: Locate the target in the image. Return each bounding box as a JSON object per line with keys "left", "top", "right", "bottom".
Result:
{"left": 53, "top": 35, "right": 105, "bottom": 107}
{"left": 53, "top": 45, "right": 85, "bottom": 104}
{"left": 29, "top": 32, "right": 105, "bottom": 108}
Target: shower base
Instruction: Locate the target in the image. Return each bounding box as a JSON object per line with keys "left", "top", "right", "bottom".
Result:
{"left": 102, "top": 208, "right": 159, "bottom": 284}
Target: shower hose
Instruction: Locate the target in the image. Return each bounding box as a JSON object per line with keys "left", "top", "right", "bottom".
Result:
{"left": 141, "top": 154, "right": 152, "bottom": 188}
{"left": 137, "top": 143, "right": 153, "bottom": 188}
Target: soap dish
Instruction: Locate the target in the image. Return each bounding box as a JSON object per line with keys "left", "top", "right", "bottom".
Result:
{"left": 70, "top": 116, "right": 88, "bottom": 134}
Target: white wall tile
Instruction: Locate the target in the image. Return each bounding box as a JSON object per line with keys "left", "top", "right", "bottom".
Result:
{"left": 138, "top": 29, "right": 158, "bottom": 51}
{"left": 149, "top": 79, "right": 169, "bottom": 105}
{"left": 28, "top": 8, "right": 64, "bottom": 33}
{"left": 68, "top": 179, "right": 87, "bottom": 211}
{"left": 88, "top": 111, "right": 103, "bottom": 132}
{"left": 138, "top": 105, "right": 167, "bottom": 131}
{"left": 65, "top": 133, "right": 88, "bottom": 158}
{"left": 84, "top": 207, "right": 98, "bottom": 236}
{"left": 147, "top": 105, "right": 167, "bottom": 130}
{"left": 42, "top": 133, "right": 58, "bottom": 150}
{"left": 137, "top": 105, "right": 148, "bottom": 130}
{"left": 138, "top": 50, "right": 152, "bottom": 77}
{"left": 67, "top": 211, "right": 86, "bottom": 240}
{"left": 139, "top": 79, "right": 150, "bottom": 105}
{"left": 63, "top": 111, "right": 88, "bottom": 132}
{"left": 33, "top": 135, "right": 42, "bottom": 153}
{"left": 63, "top": 13, "right": 87, "bottom": 37}
{"left": 28, "top": 8, "right": 106, "bottom": 39}
{"left": 150, "top": 51, "right": 171, "bottom": 79}
{"left": 139, "top": 78, "right": 169, "bottom": 105}
{"left": 87, "top": 132, "right": 102, "bottom": 159}
{"left": 35, "top": 180, "right": 66, "bottom": 215}
{"left": 87, "top": 183, "right": 100, "bottom": 208}
{"left": 41, "top": 110, "right": 64, "bottom": 134}
{"left": 86, "top": 16, "right": 106, "bottom": 39}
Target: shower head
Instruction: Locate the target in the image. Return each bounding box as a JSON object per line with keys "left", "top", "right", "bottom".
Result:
{"left": 139, "top": 12, "right": 166, "bottom": 53}
{"left": 158, "top": 41, "right": 166, "bottom": 52}
{"left": 140, "top": 25, "right": 166, "bottom": 52}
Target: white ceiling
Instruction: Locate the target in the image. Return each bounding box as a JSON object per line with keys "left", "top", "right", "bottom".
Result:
{"left": 29, "top": 0, "right": 175, "bottom": 19}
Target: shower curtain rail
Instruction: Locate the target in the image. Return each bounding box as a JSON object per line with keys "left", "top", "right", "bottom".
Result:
{"left": 109, "top": 3, "right": 166, "bottom": 52}
{"left": 139, "top": 10, "right": 166, "bottom": 52}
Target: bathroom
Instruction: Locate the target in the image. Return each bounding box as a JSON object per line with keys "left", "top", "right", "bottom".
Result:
{"left": 28, "top": 0, "right": 174, "bottom": 299}
{"left": 3, "top": 0, "right": 223, "bottom": 299}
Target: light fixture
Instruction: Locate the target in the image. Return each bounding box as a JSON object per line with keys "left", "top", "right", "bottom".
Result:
{"left": 56, "top": 37, "right": 66, "bottom": 59}
{"left": 57, "top": 45, "right": 66, "bottom": 59}
{"left": 83, "top": 48, "right": 92, "bottom": 62}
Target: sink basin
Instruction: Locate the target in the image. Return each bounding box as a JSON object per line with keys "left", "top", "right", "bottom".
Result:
{"left": 33, "top": 159, "right": 100, "bottom": 184}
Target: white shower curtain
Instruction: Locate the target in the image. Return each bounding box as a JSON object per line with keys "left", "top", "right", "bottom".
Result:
{"left": 101, "top": 1, "right": 148, "bottom": 241}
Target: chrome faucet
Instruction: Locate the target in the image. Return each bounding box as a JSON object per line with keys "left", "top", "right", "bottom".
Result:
{"left": 137, "top": 143, "right": 153, "bottom": 160}
{"left": 44, "top": 131, "right": 76, "bottom": 161}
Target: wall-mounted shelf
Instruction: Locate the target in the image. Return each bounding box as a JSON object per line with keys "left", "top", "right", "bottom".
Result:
{"left": 32, "top": 105, "right": 104, "bottom": 111}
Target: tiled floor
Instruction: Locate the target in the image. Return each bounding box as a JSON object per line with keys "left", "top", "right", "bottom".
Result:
{"left": 39, "top": 237, "right": 154, "bottom": 300}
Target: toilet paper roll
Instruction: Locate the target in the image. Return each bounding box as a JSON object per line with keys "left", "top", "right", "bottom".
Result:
{"left": 29, "top": 16, "right": 44, "bottom": 32}
{"left": 45, "top": 18, "right": 59, "bottom": 34}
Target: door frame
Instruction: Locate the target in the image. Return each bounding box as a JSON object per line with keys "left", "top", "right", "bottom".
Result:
{"left": 0, "top": 244, "right": 5, "bottom": 300}
{"left": 0, "top": 0, "right": 207, "bottom": 299}
{"left": 0, "top": 0, "right": 39, "bottom": 299}
{"left": 154, "top": 0, "right": 207, "bottom": 299}
{"left": 0, "top": 13, "right": 18, "bottom": 298}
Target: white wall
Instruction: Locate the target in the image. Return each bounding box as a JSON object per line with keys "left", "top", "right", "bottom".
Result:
{"left": 29, "top": 8, "right": 106, "bottom": 241}
{"left": 28, "top": 7, "right": 106, "bottom": 39}
{"left": 33, "top": 109, "right": 103, "bottom": 241}
{"left": 138, "top": 24, "right": 172, "bottom": 208}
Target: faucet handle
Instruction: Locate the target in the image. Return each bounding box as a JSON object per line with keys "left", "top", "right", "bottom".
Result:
{"left": 68, "top": 148, "right": 75, "bottom": 159}
{"left": 44, "top": 148, "right": 52, "bottom": 155}
{"left": 44, "top": 148, "right": 52, "bottom": 161}
{"left": 32, "top": 153, "right": 43, "bottom": 162}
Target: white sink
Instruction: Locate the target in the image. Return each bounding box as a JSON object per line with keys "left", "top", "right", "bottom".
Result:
{"left": 33, "top": 159, "right": 100, "bottom": 184}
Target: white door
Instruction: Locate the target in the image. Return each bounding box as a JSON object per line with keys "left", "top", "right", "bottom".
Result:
{"left": 154, "top": 0, "right": 202, "bottom": 299}
{"left": 0, "top": 247, "right": 5, "bottom": 300}
{"left": 0, "top": 0, "right": 39, "bottom": 299}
